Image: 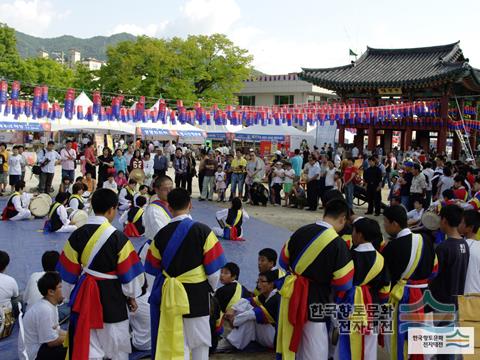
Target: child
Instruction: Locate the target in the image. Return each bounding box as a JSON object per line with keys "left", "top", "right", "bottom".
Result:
{"left": 82, "top": 172, "right": 96, "bottom": 193}
{"left": 143, "top": 152, "right": 154, "bottom": 187}
{"left": 333, "top": 171, "right": 343, "bottom": 191}
{"left": 289, "top": 181, "right": 306, "bottom": 209}
{"left": 283, "top": 162, "right": 295, "bottom": 207}
{"left": 336, "top": 217, "right": 390, "bottom": 360}
{"left": 120, "top": 195, "right": 147, "bottom": 237}
{"left": 134, "top": 184, "right": 150, "bottom": 205}
{"left": 453, "top": 175, "right": 469, "bottom": 201}
{"left": 271, "top": 161, "right": 284, "bottom": 206}
{"left": 215, "top": 166, "right": 226, "bottom": 202}
{"left": 58, "top": 176, "right": 72, "bottom": 197}
{"left": 115, "top": 170, "right": 128, "bottom": 188}
{"left": 407, "top": 198, "right": 425, "bottom": 227}
{"left": 103, "top": 173, "right": 118, "bottom": 193}
{"left": 388, "top": 175, "right": 401, "bottom": 203}
{"left": 68, "top": 183, "right": 86, "bottom": 211}
{"left": 222, "top": 271, "right": 280, "bottom": 351}
{"left": 43, "top": 192, "right": 77, "bottom": 233}
{"left": 459, "top": 210, "right": 480, "bottom": 293}
{"left": 253, "top": 248, "right": 285, "bottom": 295}
{"left": 118, "top": 178, "right": 137, "bottom": 211}
{"left": 2, "top": 181, "right": 31, "bottom": 221}
{"left": 8, "top": 145, "right": 22, "bottom": 192}
{"left": 213, "top": 197, "right": 249, "bottom": 240}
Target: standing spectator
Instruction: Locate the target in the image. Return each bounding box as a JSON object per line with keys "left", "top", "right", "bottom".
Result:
{"left": 305, "top": 155, "right": 320, "bottom": 211}
{"left": 363, "top": 156, "right": 383, "bottom": 216}
{"left": 198, "top": 150, "right": 207, "bottom": 195}
{"left": 343, "top": 158, "right": 357, "bottom": 211}
{"left": 398, "top": 161, "right": 414, "bottom": 210}
{"left": 8, "top": 145, "right": 23, "bottom": 191}
{"left": 459, "top": 210, "right": 480, "bottom": 293}
{"left": 410, "top": 163, "right": 427, "bottom": 208}
{"left": 351, "top": 145, "right": 359, "bottom": 159}
{"left": 200, "top": 151, "right": 217, "bottom": 201}
{"left": 290, "top": 149, "right": 303, "bottom": 178}
{"left": 38, "top": 141, "right": 60, "bottom": 194}
{"left": 271, "top": 161, "right": 284, "bottom": 206}
{"left": 334, "top": 150, "right": 342, "bottom": 168}
{"left": 422, "top": 162, "right": 434, "bottom": 207}
{"left": 223, "top": 153, "right": 232, "bottom": 196}
{"left": 17, "top": 145, "right": 27, "bottom": 182}
{"left": 113, "top": 148, "right": 127, "bottom": 175}
{"left": 185, "top": 151, "right": 196, "bottom": 195}
{"left": 84, "top": 142, "right": 97, "bottom": 179}
{"left": 215, "top": 165, "right": 226, "bottom": 202}
{"left": 0, "top": 143, "right": 8, "bottom": 194}
{"left": 143, "top": 152, "right": 154, "bottom": 187}
{"left": 230, "top": 150, "right": 247, "bottom": 200}
{"left": 436, "top": 167, "right": 454, "bottom": 200}
{"left": 130, "top": 149, "right": 144, "bottom": 171}
{"left": 60, "top": 140, "right": 76, "bottom": 183}
{"left": 124, "top": 145, "right": 135, "bottom": 173}
{"left": 383, "top": 155, "right": 392, "bottom": 188}
{"left": 153, "top": 147, "right": 168, "bottom": 178}
{"left": 249, "top": 150, "right": 265, "bottom": 184}
{"left": 97, "top": 147, "right": 115, "bottom": 188}
{"left": 173, "top": 148, "right": 188, "bottom": 189}
{"left": 283, "top": 162, "right": 295, "bottom": 207}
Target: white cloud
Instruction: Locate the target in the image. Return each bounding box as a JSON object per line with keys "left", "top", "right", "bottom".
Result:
{"left": 110, "top": 22, "right": 167, "bottom": 37}
{"left": 0, "top": 0, "right": 67, "bottom": 36}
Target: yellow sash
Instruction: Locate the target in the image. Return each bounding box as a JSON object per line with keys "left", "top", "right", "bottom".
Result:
{"left": 151, "top": 202, "right": 172, "bottom": 220}
{"left": 276, "top": 228, "right": 338, "bottom": 360}
{"left": 389, "top": 233, "right": 423, "bottom": 360}
{"left": 155, "top": 265, "right": 207, "bottom": 360}
{"left": 226, "top": 282, "right": 243, "bottom": 311}
{"left": 251, "top": 296, "right": 276, "bottom": 324}
{"left": 131, "top": 208, "right": 144, "bottom": 224}
{"left": 349, "top": 251, "right": 385, "bottom": 356}
{"left": 48, "top": 202, "right": 61, "bottom": 219}
{"left": 226, "top": 210, "right": 242, "bottom": 228}
{"left": 69, "top": 194, "right": 83, "bottom": 203}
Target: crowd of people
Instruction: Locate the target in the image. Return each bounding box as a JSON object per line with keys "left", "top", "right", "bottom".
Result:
{"left": 0, "top": 135, "right": 479, "bottom": 360}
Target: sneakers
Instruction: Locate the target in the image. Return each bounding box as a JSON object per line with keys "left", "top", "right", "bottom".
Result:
{"left": 216, "top": 338, "right": 236, "bottom": 353}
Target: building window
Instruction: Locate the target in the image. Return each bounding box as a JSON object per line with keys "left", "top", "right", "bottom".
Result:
{"left": 274, "top": 95, "right": 294, "bottom": 105}
{"left": 238, "top": 95, "right": 255, "bottom": 106}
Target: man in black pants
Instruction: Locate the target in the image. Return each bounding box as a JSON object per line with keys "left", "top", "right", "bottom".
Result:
{"left": 363, "top": 156, "right": 382, "bottom": 215}
{"left": 305, "top": 156, "right": 320, "bottom": 211}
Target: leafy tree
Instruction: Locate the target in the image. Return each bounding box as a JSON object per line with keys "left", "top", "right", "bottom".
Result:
{"left": 73, "top": 63, "right": 97, "bottom": 93}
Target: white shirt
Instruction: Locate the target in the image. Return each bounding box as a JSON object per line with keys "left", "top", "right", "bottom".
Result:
{"left": 354, "top": 242, "right": 375, "bottom": 252}
{"left": 41, "top": 150, "right": 60, "bottom": 174}
{"left": 22, "top": 298, "right": 60, "bottom": 360}
{"left": 464, "top": 239, "right": 480, "bottom": 293}
{"left": 325, "top": 168, "right": 336, "bottom": 187}
{"left": 407, "top": 208, "right": 424, "bottom": 222}
{"left": 12, "top": 194, "right": 27, "bottom": 212}
{"left": 23, "top": 272, "right": 45, "bottom": 308}
{"left": 307, "top": 162, "right": 321, "bottom": 181}
{"left": 144, "top": 199, "right": 171, "bottom": 240}
{"left": 334, "top": 154, "right": 341, "bottom": 168}
{"left": 144, "top": 159, "right": 154, "bottom": 176}
{"left": 0, "top": 273, "right": 19, "bottom": 308}
{"left": 56, "top": 204, "right": 70, "bottom": 226}
{"left": 68, "top": 197, "right": 83, "bottom": 211}
{"left": 60, "top": 148, "right": 77, "bottom": 171}
{"left": 283, "top": 169, "right": 295, "bottom": 184}
{"left": 272, "top": 168, "right": 284, "bottom": 184}
{"left": 352, "top": 147, "right": 359, "bottom": 158}
{"left": 422, "top": 168, "right": 434, "bottom": 191}
{"left": 8, "top": 154, "right": 22, "bottom": 175}
{"left": 103, "top": 180, "right": 118, "bottom": 192}
{"left": 119, "top": 187, "right": 133, "bottom": 206}
{"left": 438, "top": 175, "right": 454, "bottom": 198}
{"left": 215, "top": 208, "right": 250, "bottom": 222}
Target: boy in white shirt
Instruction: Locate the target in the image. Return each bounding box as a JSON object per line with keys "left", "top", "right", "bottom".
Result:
{"left": 283, "top": 162, "right": 295, "bottom": 207}
{"left": 215, "top": 165, "right": 226, "bottom": 202}
{"left": 407, "top": 199, "right": 425, "bottom": 227}
{"left": 103, "top": 173, "right": 118, "bottom": 193}
{"left": 271, "top": 161, "right": 285, "bottom": 206}
{"left": 459, "top": 210, "right": 480, "bottom": 293}
{"left": 8, "top": 145, "right": 23, "bottom": 192}
{"left": 21, "top": 272, "right": 66, "bottom": 360}
{"left": 23, "top": 251, "right": 60, "bottom": 310}
{"left": 0, "top": 250, "right": 19, "bottom": 339}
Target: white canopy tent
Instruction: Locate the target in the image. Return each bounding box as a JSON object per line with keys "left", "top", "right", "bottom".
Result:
{"left": 306, "top": 123, "right": 354, "bottom": 147}
{"left": 196, "top": 123, "right": 242, "bottom": 141}
{"left": 137, "top": 121, "right": 206, "bottom": 144}
{"left": 50, "top": 117, "right": 136, "bottom": 134}
{"left": 74, "top": 91, "right": 93, "bottom": 109}
{"left": 234, "top": 124, "right": 313, "bottom": 150}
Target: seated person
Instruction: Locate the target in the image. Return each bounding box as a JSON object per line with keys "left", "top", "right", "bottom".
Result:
{"left": 407, "top": 199, "right": 425, "bottom": 227}
{"left": 68, "top": 183, "right": 87, "bottom": 211}
{"left": 120, "top": 195, "right": 147, "bottom": 237}
{"left": 222, "top": 271, "right": 280, "bottom": 351}
{"left": 21, "top": 272, "right": 67, "bottom": 360}
{"left": 213, "top": 197, "right": 249, "bottom": 240}
{"left": 134, "top": 184, "right": 150, "bottom": 205}
{"left": 118, "top": 178, "right": 137, "bottom": 211}
{"left": 58, "top": 176, "right": 72, "bottom": 197}
{"left": 103, "top": 173, "right": 118, "bottom": 193}
{"left": 249, "top": 182, "right": 269, "bottom": 206}
{"left": 81, "top": 172, "right": 96, "bottom": 193}
{"left": 115, "top": 170, "right": 128, "bottom": 188}
{"left": 289, "top": 181, "right": 307, "bottom": 209}
{"left": 23, "top": 251, "right": 60, "bottom": 310}
{"left": 431, "top": 189, "right": 456, "bottom": 214}
{"left": 453, "top": 175, "right": 469, "bottom": 202}
{"left": 0, "top": 250, "right": 19, "bottom": 339}
{"left": 44, "top": 192, "right": 77, "bottom": 233}
{"left": 253, "top": 248, "right": 285, "bottom": 295}
{"left": 1, "top": 180, "right": 31, "bottom": 221}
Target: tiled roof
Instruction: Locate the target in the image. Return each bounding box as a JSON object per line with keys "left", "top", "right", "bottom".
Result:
{"left": 300, "top": 42, "right": 480, "bottom": 92}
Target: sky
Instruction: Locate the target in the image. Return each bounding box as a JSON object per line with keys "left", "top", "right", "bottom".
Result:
{"left": 0, "top": 0, "right": 479, "bottom": 74}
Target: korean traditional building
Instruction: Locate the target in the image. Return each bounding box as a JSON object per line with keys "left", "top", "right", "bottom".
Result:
{"left": 299, "top": 42, "right": 480, "bottom": 157}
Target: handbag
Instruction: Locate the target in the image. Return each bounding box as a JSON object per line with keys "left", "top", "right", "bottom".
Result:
{"left": 32, "top": 165, "right": 42, "bottom": 175}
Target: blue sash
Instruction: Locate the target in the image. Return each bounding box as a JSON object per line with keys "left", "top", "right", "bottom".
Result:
{"left": 149, "top": 217, "right": 195, "bottom": 359}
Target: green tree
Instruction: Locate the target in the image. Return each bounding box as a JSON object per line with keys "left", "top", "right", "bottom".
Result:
{"left": 99, "top": 34, "right": 253, "bottom": 107}
{"left": 73, "top": 63, "right": 97, "bottom": 93}
{"left": 0, "top": 23, "right": 26, "bottom": 81}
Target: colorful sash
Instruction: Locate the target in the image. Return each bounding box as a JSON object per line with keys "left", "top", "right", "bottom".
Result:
{"left": 215, "top": 282, "right": 243, "bottom": 335}
{"left": 2, "top": 192, "right": 19, "bottom": 220}
{"left": 124, "top": 208, "right": 144, "bottom": 237}
{"left": 149, "top": 218, "right": 208, "bottom": 360}
{"left": 276, "top": 227, "right": 338, "bottom": 360}
{"left": 66, "top": 222, "right": 117, "bottom": 360}
{"left": 43, "top": 202, "right": 62, "bottom": 233}
{"left": 69, "top": 194, "right": 84, "bottom": 208}
{"left": 150, "top": 200, "right": 172, "bottom": 219}
{"left": 250, "top": 295, "right": 276, "bottom": 325}
{"left": 389, "top": 233, "right": 424, "bottom": 360}
{"left": 338, "top": 251, "right": 385, "bottom": 360}
{"left": 223, "top": 210, "right": 243, "bottom": 240}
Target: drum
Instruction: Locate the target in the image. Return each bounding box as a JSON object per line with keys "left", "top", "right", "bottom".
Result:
{"left": 29, "top": 197, "right": 50, "bottom": 218}
{"left": 37, "top": 193, "right": 52, "bottom": 206}
{"left": 421, "top": 211, "right": 441, "bottom": 231}
{"left": 70, "top": 210, "right": 88, "bottom": 228}
{"left": 129, "top": 169, "right": 145, "bottom": 184}
{"left": 82, "top": 191, "right": 91, "bottom": 200}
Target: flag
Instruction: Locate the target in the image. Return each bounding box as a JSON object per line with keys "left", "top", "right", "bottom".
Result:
{"left": 349, "top": 49, "right": 357, "bottom": 56}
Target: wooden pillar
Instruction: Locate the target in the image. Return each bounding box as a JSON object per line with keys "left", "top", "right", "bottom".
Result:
{"left": 354, "top": 129, "right": 364, "bottom": 150}
{"left": 367, "top": 125, "right": 376, "bottom": 151}
{"left": 403, "top": 128, "right": 413, "bottom": 151}
{"left": 338, "top": 125, "right": 345, "bottom": 145}
{"left": 384, "top": 129, "right": 393, "bottom": 153}
{"left": 452, "top": 99, "right": 464, "bottom": 159}
{"left": 470, "top": 101, "right": 478, "bottom": 151}
{"left": 437, "top": 94, "right": 449, "bottom": 155}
